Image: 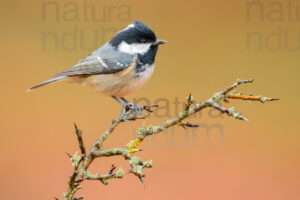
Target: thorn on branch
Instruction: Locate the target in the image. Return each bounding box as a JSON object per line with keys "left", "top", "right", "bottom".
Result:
{"left": 109, "top": 164, "right": 116, "bottom": 175}
{"left": 66, "top": 152, "right": 72, "bottom": 158}
{"left": 185, "top": 122, "right": 199, "bottom": 127}
{"left": 179, "top": 121, "right": 199, "bottom": 129}
{"left": 184, "top": 93, "right": 195, "bottom": 111}
{"left": 143, "top": 104, "right": 159, "bottom": 112}
{"left": 74, "top": 123, "right": 86, "bottom": 156}
{"left": 224, "top": 99, "right": 230, "bottom": 103}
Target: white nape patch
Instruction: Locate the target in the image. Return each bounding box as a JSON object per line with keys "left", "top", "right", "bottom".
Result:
{"left": 117, "top": 23, "right": 135, "bottom": 34}
{"left": 118, "top": 41, "right": 151, "bottom": 55}
{"left": 97, "top": 56, "right": 108, "bottom": 68}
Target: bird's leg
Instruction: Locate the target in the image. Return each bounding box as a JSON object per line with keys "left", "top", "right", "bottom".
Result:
{"left": 112, "top": 96, "right": 130, "bottom": 119}
{"left": 112, "top": 96, "right": 158, "bottom": 120}
{"left": 120, "top": 97, "right": 129, "bottom": 103}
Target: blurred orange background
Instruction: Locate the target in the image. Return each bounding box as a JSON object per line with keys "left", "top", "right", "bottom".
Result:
{"left": 1, "top": 0, "right": 299, "bottom": 199}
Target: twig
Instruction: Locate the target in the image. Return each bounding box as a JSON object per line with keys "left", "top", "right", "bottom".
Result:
{"left": 221, "top": 78, "right": 254, "bottom": 95}
{"left": 227, "top": 94, "right": 279, "bottom": 103}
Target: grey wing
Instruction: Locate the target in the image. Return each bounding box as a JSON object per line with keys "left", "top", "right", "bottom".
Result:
{"left": 28, "top": 44, "right": 135, "bottom": 91}
{"left": 53, "top": 47, "right": 133, "bottom": 78}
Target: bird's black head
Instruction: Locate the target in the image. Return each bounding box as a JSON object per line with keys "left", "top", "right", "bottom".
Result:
{"left": 109, "top": 20, "right": 166, "bottom": 57}
{"left": 110, "top": 20, "right": 156, "bottom": 46}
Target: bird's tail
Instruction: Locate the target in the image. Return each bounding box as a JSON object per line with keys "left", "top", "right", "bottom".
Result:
{"left": 27, "top": 76, "right": 67, "bottom": 92}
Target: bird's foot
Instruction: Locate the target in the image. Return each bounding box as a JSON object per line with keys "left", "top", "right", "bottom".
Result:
{"left": 120, "top": 102, "right": 158, "bottom": 121}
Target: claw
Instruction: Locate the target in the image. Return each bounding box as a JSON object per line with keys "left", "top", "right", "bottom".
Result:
{"left": 143, "top": 104, "right": 159, "bottom": 112}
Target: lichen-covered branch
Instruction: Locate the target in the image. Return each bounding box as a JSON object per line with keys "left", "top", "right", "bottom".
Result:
{"left": 57, "top": 79, "right": 278, "bottom": 200}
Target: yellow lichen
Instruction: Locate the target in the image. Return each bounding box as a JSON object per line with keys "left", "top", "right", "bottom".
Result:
{"left": 126, "top": 138, "right": 141, "bottom": 155}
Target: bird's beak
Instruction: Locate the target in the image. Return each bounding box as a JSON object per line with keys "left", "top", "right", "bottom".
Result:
{"left": 154, "top": 39, "right": 167, "bottom": 45}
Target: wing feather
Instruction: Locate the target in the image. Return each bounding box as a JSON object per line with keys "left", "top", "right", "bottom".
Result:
{"left": 53, "top": 57, "right": 122, "bottom": 77}
{"left": 28, "top": 43, "right": 135, "bottom": 90}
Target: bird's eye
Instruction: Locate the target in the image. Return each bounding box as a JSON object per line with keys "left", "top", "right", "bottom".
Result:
{"left": 141, "top": 39, "right": 147, "bottom": 43}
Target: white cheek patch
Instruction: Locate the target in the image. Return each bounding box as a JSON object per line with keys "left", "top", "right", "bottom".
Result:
{"left": 118, "top": 41, "right": 151, "bottom": 55}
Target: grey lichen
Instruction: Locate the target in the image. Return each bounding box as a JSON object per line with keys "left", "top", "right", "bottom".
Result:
{"left": 179, "top": 110, "right": 188, "bottom": 118}
{"left": 260, "top": 96, "right": 268, "bottom": 103}
{"left": 227, "top": 107, "right": 240, "bottom": 119}
{"left": 130, "top": 156, "right": 141, "bottom": 165}
{"left": 212, "top": 92, "right": 225, "bottom": 102}
{"left": 143, "top": 160, "right": 153, "bottom": 168}
{"left": 70, "top": 151, "right": 81, "bottom": 168}
{"left": 115, "top": 167, "right": 124, "bottom": 178}
{"left": 110, "top": 148, "right": 118, "bottom": 155}
{"left": 101, "top": 133, "right": 109, "bottom": 140}
{"left": 147, "top": 125, "right": 160, "bottom": 134}
{"left": 186, "top": 94, "right": 195, "bottom": 103}
{"left": 100, "top": 178, "right": 108, "bottom": 185}
{"left": 233, "top": 112, "right": 240, "bottom": 119}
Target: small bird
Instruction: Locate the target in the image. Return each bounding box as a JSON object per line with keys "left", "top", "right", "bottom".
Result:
{"left": 28, "top": 20, "right": 166, "bottom": 119}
